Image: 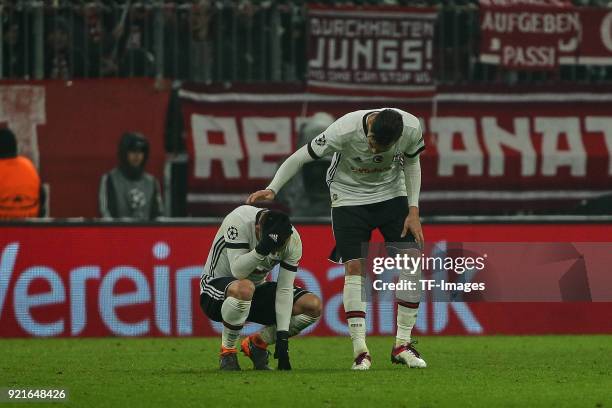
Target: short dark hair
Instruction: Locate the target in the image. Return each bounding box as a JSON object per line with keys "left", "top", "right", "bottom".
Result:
{"left": 370, "top": 109, "right": 403, "bottom": 147}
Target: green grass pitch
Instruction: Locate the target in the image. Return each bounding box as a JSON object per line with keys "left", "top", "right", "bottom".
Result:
{"left": 1, "top": 336, "right": 611, "bottom": 407}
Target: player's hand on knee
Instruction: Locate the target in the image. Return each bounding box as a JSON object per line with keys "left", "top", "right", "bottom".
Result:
{"left": 246, "top": 189, "right": 275, "bottom": 204}
{"left": 402, "top": 212, "right": 424, "bottom": 249}
{"left": 274, "top": 331, "right": 291, "bottom": 370}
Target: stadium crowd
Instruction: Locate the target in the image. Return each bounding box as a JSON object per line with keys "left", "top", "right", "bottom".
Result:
{"left": 3, "top": 0, "right": 612, "bottom": 82}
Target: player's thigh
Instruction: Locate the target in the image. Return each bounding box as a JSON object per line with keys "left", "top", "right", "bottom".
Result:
{"left": 247, "top": 283, "right": 313, "bottom": 326}
{"left": 199, "top": 276, "right": 236, "bottom": 322}
{"left": 330, "top": 205, "right": 373, "bottom": 263}
{"left": 377, "top": 196, "right": 416, "bottom": 244}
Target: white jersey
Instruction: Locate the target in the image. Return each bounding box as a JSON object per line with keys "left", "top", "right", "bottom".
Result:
{"left": 306, "top": 108, "right": 424, "bottom": 207}
{"left": 200, "top": 205, "right": 302, "bottom": 292}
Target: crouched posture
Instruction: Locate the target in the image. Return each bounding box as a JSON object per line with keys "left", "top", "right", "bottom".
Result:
{"left": 199, "top": 205, "right": 322, "bottom": 371}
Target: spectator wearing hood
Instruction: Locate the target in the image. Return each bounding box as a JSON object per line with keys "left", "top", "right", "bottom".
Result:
{"left": 98, "top": 132, "right": 164, "bottom": 220}
{"left": 0, "top": 128, "right": 44, "bottom": 219}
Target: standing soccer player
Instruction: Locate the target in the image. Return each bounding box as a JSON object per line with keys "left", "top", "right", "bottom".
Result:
{"left": 247, "top": 109, "right": 426, "bottom": 370}
{"left": 199, "top": 205, "right": 322, "bottom": 370}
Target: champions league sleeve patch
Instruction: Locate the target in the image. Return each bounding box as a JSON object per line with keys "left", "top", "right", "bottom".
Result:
{"left": 227, "top": 226, "right": 239, "bottom": 240}
{"left": 314, "top": 134, "right": 327, "bottom": 146}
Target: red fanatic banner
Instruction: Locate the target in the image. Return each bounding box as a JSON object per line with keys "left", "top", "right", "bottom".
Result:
{"left": 479, "top": 0, "right": 579, "bottom": 69}
{"left": 1, "top": 224, "right": 611, "bottom": 337}
{"left": 0, "top": 79, "right": 169, "bottom": 218}
{"left": 180, "top": 88, "right": 612, "bottom": 216}
{"left": 306, "top": 6, "right": 437, "bottom": 95}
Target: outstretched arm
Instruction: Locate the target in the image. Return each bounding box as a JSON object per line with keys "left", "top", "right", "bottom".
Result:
{"left": 246, "top": 145, "right": 314, "bottom": 204}
{"left": 401, "top": 155, "right": 424, "bottom": 247}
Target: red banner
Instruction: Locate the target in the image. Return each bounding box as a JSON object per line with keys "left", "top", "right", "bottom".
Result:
{"left": 1, "top": 223, "right": 611, "bottom": 337}
{"left": 561, "top": 8, "right": 612, "bottom": 65}
{"left": 480, "top": 2, "right": 612, "bottom": 69}
{"left": 0, "top": 79, "right": 170, "bottom": 218}
{"left": 306, "top": 6, "right": 437, "bottom": 96}
{"left": 180, "top": 87, "right": 612, "bottom": 216}
{"left": 479, "top": 0, "right": 579, "bottom": 69}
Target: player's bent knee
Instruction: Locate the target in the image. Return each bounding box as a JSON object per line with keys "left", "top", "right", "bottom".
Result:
{"left": 345, "top": 259, "right": 363, "bottom": 276}
{"left": 227, "top": 279, "right": 255, "bottom": 300}
{"left": 294, "top": 294, "right": 322, "bottom": 318}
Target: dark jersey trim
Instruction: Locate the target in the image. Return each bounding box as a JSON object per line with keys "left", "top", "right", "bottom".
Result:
{"left": 280, "top": 261, "right": 298, "bottom": 272}
{"left": 307, "top": 140, "right": 321, "bottom": 160}
{"left": 405, "top": 145, "right": 426, "bottom": 158}
{"left": 226, "top": 242, "right": 250, "bottom": 249}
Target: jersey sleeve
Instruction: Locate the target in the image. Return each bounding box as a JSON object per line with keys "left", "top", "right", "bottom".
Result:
{"left": 279, "top": 230, "right": 302, "bottom": 271}
{"left": 222, "top": 213, "right": 250, "bottom": 249}
{"left": 404, "top": 121, "right": 425, "bottom": 159}
{"left": 306, "top": 118, "right": 346, "bottom": 159}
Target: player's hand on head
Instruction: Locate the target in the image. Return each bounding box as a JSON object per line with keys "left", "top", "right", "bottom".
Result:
{"left": 402, "top": 210, "right": 424, "bottom": 249}
{"left": 255, "top": 212, "right": 293, "bottom": 256}
{"left": 246, "top": 189, "right": 275, "bottom": 204}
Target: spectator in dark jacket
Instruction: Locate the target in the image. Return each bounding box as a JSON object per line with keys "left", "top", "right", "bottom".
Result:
{"left": 98, "top": 132, "right": 164, "bottom": 220}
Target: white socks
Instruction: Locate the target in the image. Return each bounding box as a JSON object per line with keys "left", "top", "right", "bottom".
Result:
{"left": 395, "top": 260, "right": 421, "bottom": 346}
{"left": 221, "top": 297, "right": 251, "bottom": 350}
{"left": 396, "top": 303, "right": 419, "bottom": 346}
{"left": 259, "top": 314, "right": 320, "bottom": 344}
{"left": 344, "top": 275, "right": 368, "bottom": 357}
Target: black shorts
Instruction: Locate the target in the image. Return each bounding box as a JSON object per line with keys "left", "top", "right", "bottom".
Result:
{"left": 330, "top": 196, "right": 417, "bottom": 263}
{"left": 200, "top": 276, "right": 310, "bottom": 326}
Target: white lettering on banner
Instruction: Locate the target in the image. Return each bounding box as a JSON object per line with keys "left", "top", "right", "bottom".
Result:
{"left": 482, "top": 117, "right": 536, "bottom": 176}
{"left": 0, "top": 243, "right": 19, "bottom": 317}
{"left": 310, "top": 38, "right": 429, "bottom": 73}
{"left": 0, "top": 86, "right": 46, "bottom": 168}
{"left": 535, "top": 117, "right": 586, "bottom": 176}
{"left": 99, "top": 267, "right": 151, "bottom": 336}
{"left": 377, "top": 40, "right": 398, "bottom": 70}
{"left": 502, "top": 45, "right": 556, "bottom": 67}
{"left": 14, "top": 266, "right": 65, "bottom": 337}
{"left": 189, "top": 114, "right": 611, "bottom": 181}
{"left": 191, "top": 115, "right": 243, "bottom": 179}
{"left": 329, "top": 39, "right": 349, "bottom": 69}
{"left": 175, "top": 267, "right": 201, "bottom": 336}
{"left": 0, "top": 241, "right": 482, "bottom": 337}
{"left": 242, "top": 118, "right": 292, "bottom": 178}
{"left": 310, "top": 17, "right": 434, "bottom": 38}
{"left": 585, "top": 117, "right": 612, "bottom": 175}
{"left": 353, "top": 40, "right": 374, "bottom": 70}
{"left": 192, "top": 115, "right": 293, "bottom": 180}
{"left": 431, "top": 118, "right": 484, "bottom": 176}
{"left": 481, "top": 11, "right": 580, "bottom": 34}
{"left": 600, "top": 11, "right": 612, "bottom": 52}
{"left": 402, "top": 40, "right": 424, "bottom": 70}
{"left": 70, "top": 266, "right": 100, "bottom": 335}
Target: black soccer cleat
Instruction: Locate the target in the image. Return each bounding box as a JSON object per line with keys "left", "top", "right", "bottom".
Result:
{"left": 241, "top": 335, "right": 272, "bottom": 370}
{"left": 219, "top": 348, "right": 241, "bottom": 371}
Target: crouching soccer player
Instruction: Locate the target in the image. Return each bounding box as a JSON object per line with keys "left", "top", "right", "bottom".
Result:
{"left": 199, "top": 205, "right": 322, "bottom": 371}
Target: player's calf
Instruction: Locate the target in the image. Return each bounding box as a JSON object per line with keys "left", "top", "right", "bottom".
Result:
{"left": 219, "top": 279, "right": 254, "bottom": 362}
